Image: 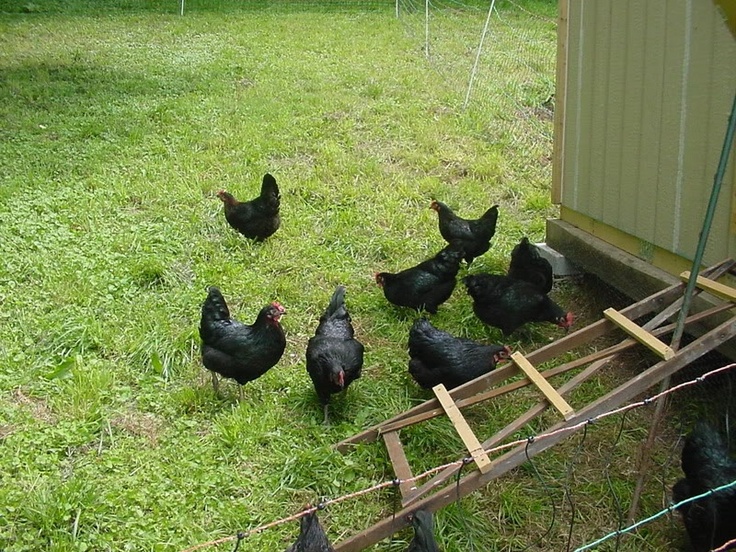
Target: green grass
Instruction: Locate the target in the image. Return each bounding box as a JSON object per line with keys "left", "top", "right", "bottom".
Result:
{"left": 0, "top": 2, "right": 687, "bottom": 551}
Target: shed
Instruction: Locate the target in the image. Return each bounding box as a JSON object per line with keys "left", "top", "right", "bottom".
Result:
{"left": 546, "top": 0, "right": 736, "bottom": 300}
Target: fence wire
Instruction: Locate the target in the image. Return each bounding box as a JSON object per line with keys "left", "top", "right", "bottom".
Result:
{"left": 396, "top": 0, "right": 557, "bottom": 150}
{"left": 180, "top": 361, "right": 736, "bottom": 552}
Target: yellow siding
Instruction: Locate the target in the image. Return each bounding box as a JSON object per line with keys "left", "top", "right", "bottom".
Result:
{"left": 557, "top": 0, "right": 736, "bottom": 267}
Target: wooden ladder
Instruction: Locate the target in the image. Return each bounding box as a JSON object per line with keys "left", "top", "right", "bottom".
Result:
{"left": 334, "top": 259, "right": 736, "bottom": 552}
{"left": 378, "top": 351, "right": 578, "bottom": 507}
{"left": 380, "top": 382, "right": 494, "bottom": 509}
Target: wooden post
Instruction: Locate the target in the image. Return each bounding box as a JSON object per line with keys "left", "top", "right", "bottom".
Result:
{"left": 382, "top": 431, "right": 417, "bottom": 499}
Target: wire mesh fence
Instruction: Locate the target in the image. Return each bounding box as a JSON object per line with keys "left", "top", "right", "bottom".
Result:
{"left": 0, "top": 0, "right": 394, "bottom": 14}
{"left": 176, "top": 355, "right": 736, "bottom": 551}
{"left": 179, "top": 0, "right": 393, "bottom": 12}
{"left": 394, "top": 0, "right": 557, "bottom": 165}
{"left": 5, "top": 1, "right": 734, "bottom": 549}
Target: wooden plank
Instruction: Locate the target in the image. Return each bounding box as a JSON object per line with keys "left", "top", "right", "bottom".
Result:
{"left": 432, "top": 385, "right": 491, "bottom": 474}
{"left": 335, "top": 260, "right": 734, "bottom": 453}
{"left": 333, "top": 316, "right": 736, "bottom": 552}
{"left": 511, "top": 352, "right": 575, "bottom": 420}
{"left": 604, "top": 307, "right": 675, "bottom": 359}
{"left": 382, "top": 431, "right": 417, "bottom": 499}
{"left": 680, "top": 271, "right": 736, "bottom": 302}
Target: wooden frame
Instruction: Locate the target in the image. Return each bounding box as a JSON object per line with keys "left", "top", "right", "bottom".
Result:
{"left": 333, "top": 259, "right": 736, "bottom": 552}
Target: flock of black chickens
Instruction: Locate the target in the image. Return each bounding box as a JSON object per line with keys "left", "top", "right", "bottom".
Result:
{"left": 204, "top": 174, "right": 576, "bottom": 418}
{"left": 203, "top": 174, "right": 736, "bottom": 551}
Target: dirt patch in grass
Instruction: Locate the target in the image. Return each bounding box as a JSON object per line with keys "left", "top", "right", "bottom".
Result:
{"left": 12, "top": 388, "right": 58, "bottom": 425}
{"left": 110, "top": 409, "right": 165, "bottom": 445}
{"left": 0, "top": 424, "right": 15, "bottom": 440}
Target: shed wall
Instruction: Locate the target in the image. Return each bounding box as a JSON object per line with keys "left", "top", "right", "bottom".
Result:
{"left": 558, "top": 0, "right": 736, "bottom": 268}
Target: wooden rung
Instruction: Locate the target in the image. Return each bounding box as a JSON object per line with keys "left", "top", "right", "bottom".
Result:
{"left": 603, "top": 308, "right": 675, "bottom": 360}
{"left": 432, "top": 384, "right": 492, "bottom": 474}
{"left": 381, "top": 431, "right": 417, "bottom": 498}
{"left": 511, "top": 352, "right": 575, "bottom": 421}
{"left": 680, "top": 271, "right": 736, "bottom": 302}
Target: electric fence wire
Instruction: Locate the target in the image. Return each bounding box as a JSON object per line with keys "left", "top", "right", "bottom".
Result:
{"left": 603, "top": 409, "right": 630, "bottom": 552}
{"left": 563, "top": 423, "right": 588, "bottom": 552}
{"left": 573, "top": 479, "right": 736, "bottom": 552}
{"left": 520, "top": 437, "right": 557, "bottom": 552}
{"left": 180, "top": 362, "right": 736, "bottom": 552}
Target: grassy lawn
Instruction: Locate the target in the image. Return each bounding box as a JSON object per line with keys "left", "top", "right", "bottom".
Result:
{"left": 0, "top": 2, "right": 686, "bottom": 551}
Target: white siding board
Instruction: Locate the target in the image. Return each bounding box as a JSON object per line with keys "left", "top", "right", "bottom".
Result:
{"left": 564, "top": 0, "right": 586, "bottom": 211}
{"left": 585, "top": 0, "right": 612, "bottom": 221}
{"left": 559, "top": 0, "right": 736, "bottom": 267}
{"left": 678, "top": 1, "right": 715, "bottom": 260}
{"left": 652, "top": 2, "right": 687, "bottom": 250}
{"left": 603, "top": 0, "right": 629, "bottom": 228}
{"left": 635, "top": 1, "right": 668, "bottom": 244}
{"left": 619, "top": 0, "right": 646, "bottom": 238}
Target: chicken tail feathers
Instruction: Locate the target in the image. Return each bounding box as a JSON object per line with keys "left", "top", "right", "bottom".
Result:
{"left": 408, "top": 318, "right": 438, "bottom": 347}
{"left": 260, "top": 173, "right": 280, "bottom": 207}
{"left": 325, "top": 285, "right": 347, "bottom": 319}
{"left": 408, "top": 510, "right": 441, "bottom": 552}
{"left": 481, "top": 204, "right": 500, "bottom": 223}
{"left": 200, "top": 287, "right": 231, "bottom": 332}
{"left": 289, "top": 511, "right": 335, "bottom": 552}
{"left": 476, "top": 204, "right": 499, "bottom": 240}
{"left": 511, "top": 236, "right": 536, "bottom": 259}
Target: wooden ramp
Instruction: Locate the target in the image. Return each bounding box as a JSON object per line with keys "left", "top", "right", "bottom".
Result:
{"left": 333, "top": 259, "right": 736, "bottom": 552}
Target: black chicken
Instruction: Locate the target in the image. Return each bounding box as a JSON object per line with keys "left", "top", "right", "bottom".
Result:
{"left": 375, "top": 245, "right": 465, "bottom": 314}
{"left": 407, "top": 510, "right": 441, "bottom": 552}
{"left": 507, "top": 237, "right": 553, "bottom": 294}
{"left": 463, "top": 273, "right": 574, "bottom": 336}
{"left": 672, "top": 422, "right": 736, "bottom": 552}
{"left": 408, "top": 318, "right": 511, "bottom": 389}
{"left": 199, "top": 286, "right": 286, "bottom": 399}
{"left": 431, "top": 199, "right": 499, "bottom": 265}
{"left": 306, "top": 285, "right": 365, "bottom": 424}
{"left": 217, "top": 172, "right": 280, "bottom": 241}
{"left": 285, "top": 511, "right": 335, "bottom": 552}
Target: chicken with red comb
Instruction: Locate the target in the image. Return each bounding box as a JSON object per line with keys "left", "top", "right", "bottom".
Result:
{"left": 199, "top": 287, "right": 286, "bottom": 400}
